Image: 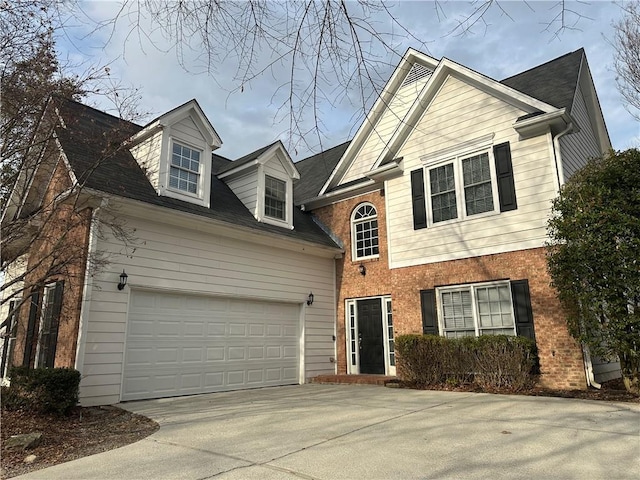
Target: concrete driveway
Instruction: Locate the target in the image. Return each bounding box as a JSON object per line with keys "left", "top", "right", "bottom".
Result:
{"left": 14, "top": 384, "right": 640, "bottom": 479}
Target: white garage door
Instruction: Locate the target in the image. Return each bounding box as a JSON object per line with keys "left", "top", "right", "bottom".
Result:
{"left": 122, "top": 291, "right": 300, "bottom": 401}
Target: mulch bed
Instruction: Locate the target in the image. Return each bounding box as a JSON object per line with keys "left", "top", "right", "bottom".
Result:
{"left": 1, "top": 405, "right": 159, "bottom": 479}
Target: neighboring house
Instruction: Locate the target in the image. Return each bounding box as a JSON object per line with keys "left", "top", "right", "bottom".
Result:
{"left": 297, "top": 48, "right": 616, "bottom": 389}
{"left": 0, "top": 47, "right": 617, "bottom": 406}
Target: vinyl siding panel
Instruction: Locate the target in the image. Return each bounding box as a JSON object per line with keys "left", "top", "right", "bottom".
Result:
{"left": 130, "top": 132, "right": 162, "bottom": 190}
{"left": 559, "top": 85, "right": 602, "bottom": 180}
{"left": 340, "top": 78, "right": 431, "bottom": 184}
{"left": 592, "top": 356, "right": 621, "bottom": 383}
{"left": 226, "top": 172, "right": 258, "bottom": 216}
{"left": 172, "top": 116, "right": 205, "bottom": 149}
{"left": 79, "top": 215, "right": 335, "bottom": 406}
{"left": 386, "top": 75, "right": 557, "bottom": 267}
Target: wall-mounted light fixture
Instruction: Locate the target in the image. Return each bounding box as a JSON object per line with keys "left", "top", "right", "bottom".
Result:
{"left": 117, "top": 270, "right": 128, "bottom": 290}
{"left": 307, "top": 292, "right": 314, "bottom": 306}
{"left": 359, "top": 264, "right": 366, "bottom": 276}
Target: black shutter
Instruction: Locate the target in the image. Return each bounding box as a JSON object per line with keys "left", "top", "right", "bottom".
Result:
{"left": 411, "top": 169, "right": 427, "bottom": 229}
{"left": 494, "top": 142, "right": 517, "bottom": 212}
{"left": 23, "top": 290, "right": 40, "bottom": 367}
{"left": 420, "top": 289, "right": 438, "bottom": 335}
{"left": 511, "top": 280, "right": 536, "bottom": 341}
{"left": 44, "top": 281, "right": 64, "bottom": 368}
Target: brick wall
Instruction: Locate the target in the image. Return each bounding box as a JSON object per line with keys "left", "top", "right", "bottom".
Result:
{"left": 11, "top": 158, "right": 91, "bottom": 369}
{"left": 313, "top": 191, "right": 587, "bottom": 390}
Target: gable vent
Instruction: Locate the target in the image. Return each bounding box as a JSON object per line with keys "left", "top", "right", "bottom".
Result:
{"left": 401, "top": 63, "right": 433, "bottom": 87}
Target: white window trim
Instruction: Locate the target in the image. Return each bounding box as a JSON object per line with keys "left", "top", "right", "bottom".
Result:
{"left": 264, "top": 174, "right": 287, "bottom": 221}
{"left": 350, "top": 202, "right": 380, "bottom": 261}
{"left": 258, "top": 170, "right": 293, "bottom": 229}
{"left": 436, "top": 280, "right": 517, "bottom": 338}
{"left": 345, "top": 296, "right": 394, "bottom": 375}
{"left": 166, "top": 139, "right": 204, "bottom": 199}
{"left": 421, "top": 148, "right": 501, "bottom": 228}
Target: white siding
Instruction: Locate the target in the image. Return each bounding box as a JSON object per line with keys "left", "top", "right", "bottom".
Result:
{"left": 172, "top": 116, "right": 205, "bottom": 149}
{"left": 559, "top": 86, "right": 603, "bottom": 180}
{"left": 592, "top": 356, "right": 621, "bottom": 383}
{"left": 79, "top": 214, "right": 335, "bottom": 406}
{"left": 386, "top": 75, "right": 557, "bottom": 267}
{"left": 130, "top": 131, "right": 162, "bottom": 191}
{"left": 227, "top": 172, "right": 259, "bottom": 216}
{"left": 340, "top": 77, "right": 431, "bottom": 185}
{"left": 0, "top": 256, "right": 27, "bottom": 378}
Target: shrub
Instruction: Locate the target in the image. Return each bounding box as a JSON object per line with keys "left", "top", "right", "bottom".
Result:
{"left": 396, "top": 334, "right": 538, "bottom": 392}
{"left": 2, "top": 366, "right": 81, "bottom": 415}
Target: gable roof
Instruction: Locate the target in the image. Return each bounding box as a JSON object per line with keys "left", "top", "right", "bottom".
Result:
{"left": 317, "top": 48, "right": 587, "bottom": 197}
{"left": 217, "top": 140, "right": 300, "bottom": 180}
{"left": 293, "top": 141, "right": 350, "bottom": 205}
{"left": 500, "top": 49, "right": 583, "bottom": 113}
{"left": 52, "top": 98, "right": 339, "bottom": 250}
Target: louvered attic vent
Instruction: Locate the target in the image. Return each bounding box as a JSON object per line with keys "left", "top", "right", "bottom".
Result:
{"left": 401, "top": 63, "right": 433, "bottom": 87}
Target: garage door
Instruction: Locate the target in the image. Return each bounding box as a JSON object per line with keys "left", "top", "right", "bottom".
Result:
{"left": 122, "top": 291, "right": 300, "bottom": 401}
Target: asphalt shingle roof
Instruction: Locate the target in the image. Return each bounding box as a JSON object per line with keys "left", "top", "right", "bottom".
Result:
{"left": 54, "top": 99, "right": 340, "bottom": 249}
{"left": 293, "top": 141, "right": 350, "bottom": 204}
{"left": 500, "top": 48, "right": 584, "bottom": 112}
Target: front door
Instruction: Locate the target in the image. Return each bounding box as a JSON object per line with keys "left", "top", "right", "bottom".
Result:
{"left": 357, "top": 299, "right": 384, "bottom": 374}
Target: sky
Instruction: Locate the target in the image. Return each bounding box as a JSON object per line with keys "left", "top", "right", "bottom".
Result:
{"left": 58, "top": 1, "right": 639, "bottom": 161}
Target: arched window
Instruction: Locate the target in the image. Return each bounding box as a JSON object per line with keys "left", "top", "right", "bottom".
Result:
{"left": 351, "top": 203, "right": 379, "bottom": 260}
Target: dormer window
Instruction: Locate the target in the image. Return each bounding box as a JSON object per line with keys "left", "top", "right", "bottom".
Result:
{"left": 170, "top": 142, "right": 201, "bottom": 194}
{"left": 265, "top": 175, "right": 286, "bottom": 220}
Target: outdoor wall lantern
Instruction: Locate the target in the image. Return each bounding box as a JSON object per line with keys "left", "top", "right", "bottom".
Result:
{"left": 359, "top": 264, "right": 366, "bottom": 276}
{"left": 307, "top": 292, "right": 314, "bottom": 306}
{"left": 117, "top": 270, "right": 128, "bottom": 290}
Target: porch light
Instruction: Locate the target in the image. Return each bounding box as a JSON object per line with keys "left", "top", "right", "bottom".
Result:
{"left": 359, "top": 264, "right": 366, "bottom": 276}
{"left": 307, "top": 292, "right": 314, "bottom": 306}
{"left": 117, "top": 270, "right": 128, "bottom": 290}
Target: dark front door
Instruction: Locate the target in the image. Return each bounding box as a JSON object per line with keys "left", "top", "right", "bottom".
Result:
{"left": 357, "top": 299, "right": 384, "bottom": 374}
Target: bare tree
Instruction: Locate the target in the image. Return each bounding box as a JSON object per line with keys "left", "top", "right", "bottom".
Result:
{"left": 82, "top": 1, "right": 592, "bottom": 155}
{"left": 615, "top": 0, "right": 640, "bottom": 121}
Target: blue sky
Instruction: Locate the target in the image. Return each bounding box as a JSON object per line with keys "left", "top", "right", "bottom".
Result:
{"left": 60, "top": 1, "right": 638, "bottom": 161}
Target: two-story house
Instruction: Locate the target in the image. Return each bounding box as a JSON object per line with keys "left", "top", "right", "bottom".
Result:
{"left": 1, "top": 48, "right": 615, "bottom": 406}
{"left": 298, "top": 48, "right": 613, "bottom": 390}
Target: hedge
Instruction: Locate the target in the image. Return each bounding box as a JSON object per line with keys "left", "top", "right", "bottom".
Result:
{"left": 2, "top": 366, "right": 81, "bottom": 415}
{"left": 395, "top": 334, "right": 538, "bottom": 391}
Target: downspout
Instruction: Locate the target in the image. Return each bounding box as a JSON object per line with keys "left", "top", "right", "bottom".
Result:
{"left": 552, "top": 123, "right": 572, "bottom": 192}
{"left": 74, "top": 199, "right": 107, "bottom": 377}
{"left": 582, "top": 343, "right": 602, "bottom": 389}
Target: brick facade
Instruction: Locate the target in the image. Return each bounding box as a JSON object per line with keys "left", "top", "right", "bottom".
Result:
{"left": 313, "top": 190, "right": 587, "bottom": 390}
{"left": 11, "top": 159, "right": 91, "bottom": 369}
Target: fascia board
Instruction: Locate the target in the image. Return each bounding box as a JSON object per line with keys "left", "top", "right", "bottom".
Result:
{"left": 318, "top": 49, "right": 438, "bottom": 196}
{"left": 300, "top": 179, "right": 379, "bottom": 210}
{"left": 87, "top": 188, "right": 342, "bottom": 258}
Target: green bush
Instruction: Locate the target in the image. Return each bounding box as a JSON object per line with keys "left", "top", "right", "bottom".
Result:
{"left": 2, "top": 366, "right": 81, "bottom": 415}
{"left": 396, "top": 334, "right": 538, "bottom": 392}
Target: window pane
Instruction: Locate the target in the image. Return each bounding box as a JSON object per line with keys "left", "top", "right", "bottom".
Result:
{"left": 441, "top": 289, "right": 474, "bottom": 332}
{"left": 430, "top": 164, "right": 457, "bottom": 223}
{"left": 265, "top": 176, "right": 286, "bottom": 220}
{"left": 463, "top": 153, "right": 493, "bottom": 215}
{"left": 352, "top": 205, "right": 379, "bottom": 258}
{"left": 170, "top": 143, "right": 201, "bottom": 194}
{"left": 476, "top": 285, "right": 514, "bottom": 331}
